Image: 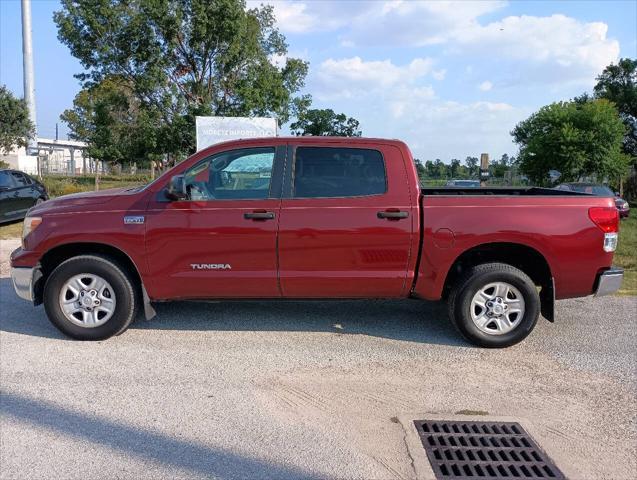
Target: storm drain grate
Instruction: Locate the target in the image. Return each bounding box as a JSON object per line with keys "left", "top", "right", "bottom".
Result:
{"left": 413, "top": 420, "right": 565, "bottom": 480}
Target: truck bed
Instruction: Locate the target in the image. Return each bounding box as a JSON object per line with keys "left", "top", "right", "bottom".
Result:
{"left": 421, "top": 186, "right": 591, "bottom": 196}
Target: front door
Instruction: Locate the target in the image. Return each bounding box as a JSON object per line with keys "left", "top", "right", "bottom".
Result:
{"left": 277, "top": 143, "right": 416, "bottom": 298}
{"left": 145, "top": 146, "right": 284, "bottom": 299}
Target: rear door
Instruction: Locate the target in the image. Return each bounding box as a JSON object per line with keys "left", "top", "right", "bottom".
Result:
{"left": 10, "top": 171, "right": 38, "bottom": 212}
{"left": 0, "top": 172, "right": 21, "bottom": 221}
{"left": 277, "top": 143, "right": 416, "bottom": 297}
{"left": 145, "top": 145, "right": 285, "bottom": 299}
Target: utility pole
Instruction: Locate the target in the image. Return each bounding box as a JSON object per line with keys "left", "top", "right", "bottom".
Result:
{"left": 21, "top": 0, "right": 37, "bottom": 155}
{"left": 480, "top": 153, "right": 489, "bottom": 187}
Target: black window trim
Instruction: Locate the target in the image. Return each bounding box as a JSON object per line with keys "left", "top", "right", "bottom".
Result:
{"left": 284, "top": 144, "right": 388, "bottom": 200}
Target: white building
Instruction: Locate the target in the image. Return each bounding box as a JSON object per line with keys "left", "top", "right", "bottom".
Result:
{"left": 1, "top": 138, "right": 99, "bottom": 175}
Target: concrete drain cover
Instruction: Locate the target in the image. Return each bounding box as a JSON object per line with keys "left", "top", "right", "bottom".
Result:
{"left": 414, "top": 420, "right": 565, "bottom": 479}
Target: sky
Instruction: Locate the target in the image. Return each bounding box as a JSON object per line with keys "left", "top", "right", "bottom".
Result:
{"left": 1, "top": 0, "right": 636, "bottom": 162}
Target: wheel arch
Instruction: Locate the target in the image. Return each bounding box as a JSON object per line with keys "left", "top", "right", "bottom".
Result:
{"left": 442, "top": 242, "right": 555, "bottom": 321}
{"left": 35, "top": 242, "right": 144, "bottom": 306}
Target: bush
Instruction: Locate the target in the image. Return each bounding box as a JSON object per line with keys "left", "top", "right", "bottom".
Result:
{"left": 41, "top": 174, "right": 151, "bottom": 197}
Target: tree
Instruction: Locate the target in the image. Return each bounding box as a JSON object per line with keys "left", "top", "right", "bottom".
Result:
{"left": 490, "top": 153, "right": 510, "bottom": 178}
{"left": 61, "top": 77, "right": 163, "bottom": 167}
{"left": 464, "top": 156, "right": 479, "bottom": 177}
{"left": 512, "top": 99, "right": 629, "bottom": 185}
{"left": 414, "top": 159, "right": 426, "bottom": 180}
{"left": 0, "top": 85, "right": 34, "bottom": 154}
{"left": 593, "top": 58, "right": 637, "bottom": 161}
{"left": 290, "top": 108, "right": 361, "bottom": 136}
{"left": 55, "top": 0, "right": 309, "bottom": 161}
{"left": 450, "top": 158, "right": 461, "bottom": 178}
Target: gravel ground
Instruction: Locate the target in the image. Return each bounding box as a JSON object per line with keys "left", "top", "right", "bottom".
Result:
{"left": 1, "top": 237, "right": 636, "bottom": 479}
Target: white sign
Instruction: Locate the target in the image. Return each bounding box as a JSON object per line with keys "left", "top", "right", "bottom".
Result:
{"left": 195, "top": 116, "right": 277, "bottom": 151}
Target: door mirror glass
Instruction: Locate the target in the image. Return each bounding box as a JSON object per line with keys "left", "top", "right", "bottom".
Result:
{"left": 165, "top": 175, "right": 187, "bottom": 201}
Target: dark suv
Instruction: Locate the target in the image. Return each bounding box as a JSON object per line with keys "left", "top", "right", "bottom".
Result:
{"left": 555, "top": 183, "right": 630, "bottom": 218}
{"left": 0, "top": 169, "right": 49, "bottom": 224}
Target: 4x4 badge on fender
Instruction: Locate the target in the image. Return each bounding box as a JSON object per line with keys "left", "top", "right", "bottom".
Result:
{"left": 191, "top": 264, "right": 232, "bottom": 270}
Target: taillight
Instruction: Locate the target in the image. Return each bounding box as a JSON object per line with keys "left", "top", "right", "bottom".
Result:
{"left": 589, "top": 207, "right": 619, "bottom": 252}
{"left": 588, "top": 207, "right": 619, "bottom": 233}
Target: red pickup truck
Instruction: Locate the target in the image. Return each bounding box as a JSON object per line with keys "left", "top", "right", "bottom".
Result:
{"left": 10, "top": 137, "right": 623, "bottom": 347}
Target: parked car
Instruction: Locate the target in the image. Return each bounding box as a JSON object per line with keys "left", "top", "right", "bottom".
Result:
{"left": 446, "top": 179, "right": 480, "bottom": 187}
{"left": 0, "top": 169, "right": 48, "bottom": 224}
{"left": 11, "top": 137, "right": 622, "bottom": 347}
{"left": 556, "top": 183, "right": 630, "bottom": 218}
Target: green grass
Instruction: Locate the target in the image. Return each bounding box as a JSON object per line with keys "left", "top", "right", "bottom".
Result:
{"left": 616, "top": 213, "right": 637, "bottom": 295}
{"left": 41, "top": 174, "right": 151, "bottom": 197}
{"left": 0, "top": 220, "right": 23, "bottom": 240}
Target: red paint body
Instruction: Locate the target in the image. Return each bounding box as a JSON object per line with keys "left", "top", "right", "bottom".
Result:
{"left": 12, "top": 137, "right": 617, "bottom": 303}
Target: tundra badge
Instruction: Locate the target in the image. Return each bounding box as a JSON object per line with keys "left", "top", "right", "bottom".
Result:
{"left": 191, "top": 264, "right": 232, "bottom": 270}
{"left": 124, "top": 216, "right": 145, "bottom": 224}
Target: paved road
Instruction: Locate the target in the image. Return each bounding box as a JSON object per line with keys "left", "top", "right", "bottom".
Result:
{"left": 1, "top": 238, "right": 636, "bottom": 479}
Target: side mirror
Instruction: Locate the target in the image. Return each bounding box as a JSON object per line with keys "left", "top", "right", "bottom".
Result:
{"left": 165, "top": 175, "right": 187, "bottom": 201}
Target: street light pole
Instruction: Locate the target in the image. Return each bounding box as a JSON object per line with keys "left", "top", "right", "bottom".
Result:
{"left": 21, "top": 0, "right": 37, "bottom": 155}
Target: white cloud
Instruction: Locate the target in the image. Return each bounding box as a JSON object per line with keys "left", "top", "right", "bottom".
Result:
{"left": 308, "top": 54, "right": 524, "bottom": 159}
{"left": 388, "top": 100, "right": 526, "bottom": 161}
{"left": 454, "top": 14, "right": 619, "bottom": 86}
{"left": 345, "top": 1, "right": 506, "bottom": 47}
{"left": 269, "top": 2, "right": 316, "bottom": 33}
{"left": 258, "top": 1, "right": 620, "bottom": 88}
{"left": 479, "top": 81, "right": 493, "bottom": 91}
{"left": 432, "top": 69, "right": 447, "bottom": 81}
{"left": 316, "top": 56, "right": 435, "bottom": 97}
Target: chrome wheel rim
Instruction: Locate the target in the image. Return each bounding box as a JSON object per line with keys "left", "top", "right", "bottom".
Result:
{"left": 58, "top": 273, "right": 116, "bottom": 328}
{"left": 470, "top": 282, "right": 525, "bottom": 335}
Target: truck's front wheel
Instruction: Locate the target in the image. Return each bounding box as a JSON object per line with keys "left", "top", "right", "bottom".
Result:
{"left": 43, "top": 255, "right": 138, "bottom": 340}
{"left": 448, "top": 263, "right": 540, "bottom": 348}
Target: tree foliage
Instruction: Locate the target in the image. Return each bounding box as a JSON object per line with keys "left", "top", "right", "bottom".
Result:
{"left": 55, "top": 0, "right": 309, "bottom": 162}
{"left": 593, "top": 58, "right": 637, "bottom": 161}
{"left": 290, "top": 108, "right": 361, "bottom": 137}
{"left": 0, "top": 85, "right": 34, "bottom": 154}
{"left": 61, "top": 77, "right": 163, "bottom": 166}
{"left": 512, "top": 99, "right": 629, "bottom": 185}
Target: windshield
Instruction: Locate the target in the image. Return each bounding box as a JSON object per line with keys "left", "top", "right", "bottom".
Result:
{"left": 450, "top": 180, "right": 480, "bottom": 187}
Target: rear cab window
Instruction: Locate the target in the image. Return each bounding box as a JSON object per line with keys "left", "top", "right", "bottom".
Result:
{"left": 292, "top": 147, "right": 387, "bottom": 198}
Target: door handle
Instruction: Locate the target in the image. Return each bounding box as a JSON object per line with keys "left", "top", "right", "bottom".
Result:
{"left": 377, "top": 210, "right": 409, "bottom": 220}
{"left": 244, "top": 211, "right": 275, "bottom": 220}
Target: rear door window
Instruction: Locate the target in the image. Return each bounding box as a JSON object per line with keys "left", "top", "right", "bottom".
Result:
{"left": 292, "top": 147, "right": 386, "bottom": 198}
{"left": 11, "top": 172, "right": 29, "bottom": 186}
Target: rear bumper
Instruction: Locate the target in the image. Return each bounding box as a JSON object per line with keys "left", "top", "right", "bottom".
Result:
{"left": 594, "top": 267, "right": 623, "bottom": 297}
{"left": 11, "top": 266, "right": 35, "bottom": 302}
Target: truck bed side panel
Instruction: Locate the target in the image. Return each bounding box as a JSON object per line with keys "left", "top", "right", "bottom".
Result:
{"left": 412, "top": 194, "right": 616, "bottom": 300}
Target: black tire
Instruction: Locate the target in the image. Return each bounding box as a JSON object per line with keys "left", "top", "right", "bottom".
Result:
{"left": 43, "top": 255, "right": 138, "bottom": 340}
{"left": 448, "top": 263, "right": 540, "bottom": 348}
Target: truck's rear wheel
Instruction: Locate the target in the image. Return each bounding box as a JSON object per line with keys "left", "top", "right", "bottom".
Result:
{"left": 448, "top": 263, "right": 540, "bottom": 348}
{"left": 43, "top": 255, "right": 138, "bottom": 340}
